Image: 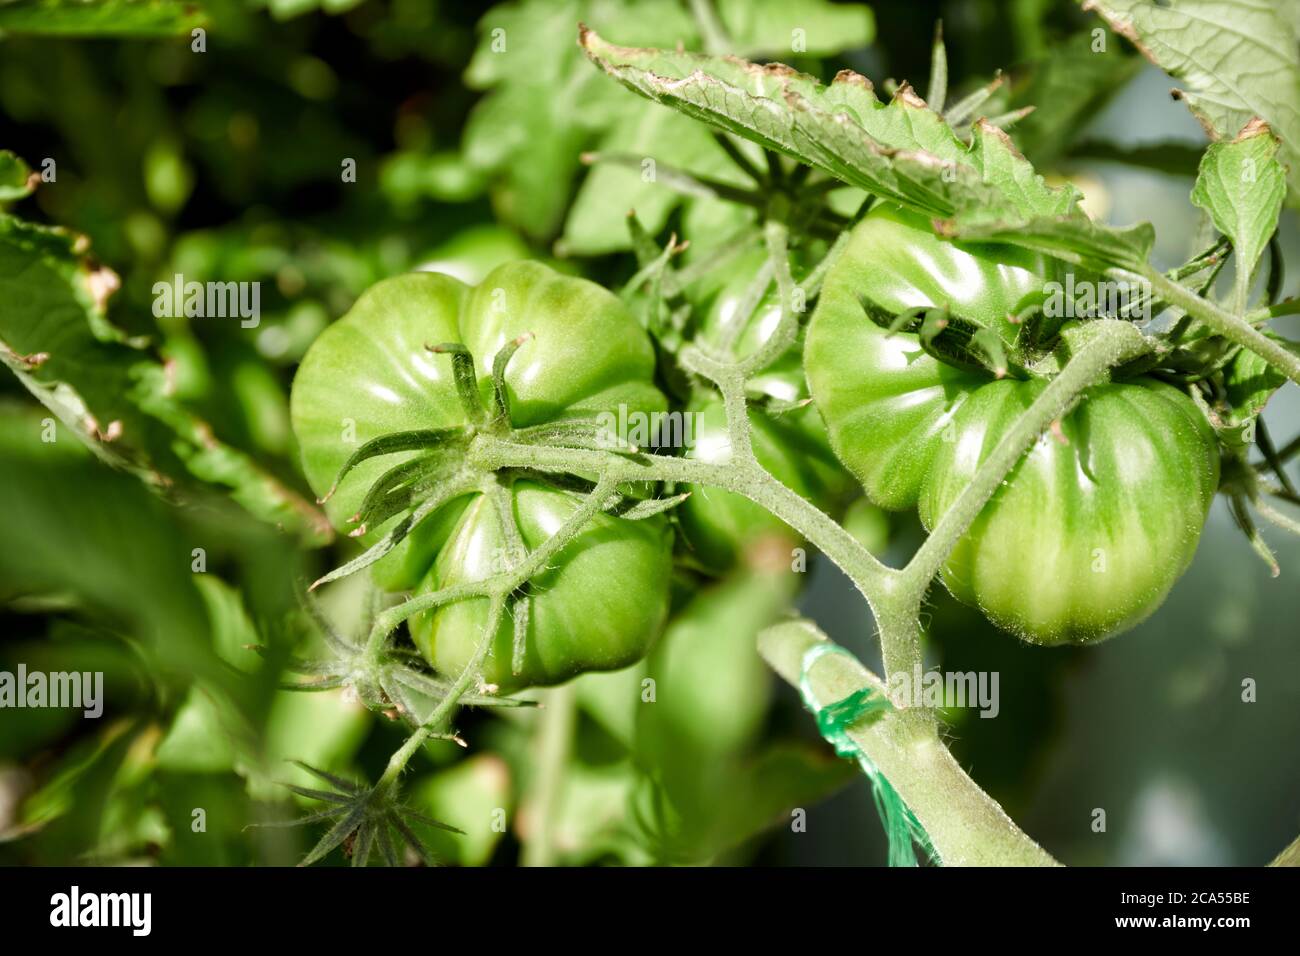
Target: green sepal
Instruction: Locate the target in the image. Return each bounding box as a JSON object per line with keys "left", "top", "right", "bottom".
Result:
{"left": 321, "top": 427, "right": 464, "bottom": 504}
{"left": 490, "top": 334, "right": 533, "bottom": 423}
{"left": 607, "top": 491, "right": 691, "bottom": 520}
{"left": 310, "top": 480, "right": 474, "bottom": 590}
{"left": 513, "top": 416, "right": 642, "bottom": 454}
{"left": 427, "top": 342, "right": 488, "bottom": 423}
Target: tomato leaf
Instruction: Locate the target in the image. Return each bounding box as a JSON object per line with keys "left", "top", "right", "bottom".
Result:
{"left": 461, "top": 0, "right": 699, "bottom": 238}
{"left": 942, "top": 213, "right": 1155, "bottom": 275}
{"left": 563, "top": 102, "right": 743, "bottom": 255}
{"left": 1081, "top": 0, "right": 1300, "bottom": 202}
{"left": 711, "top": 743, "right": 856, "bottom": 852}
{"left": 578, "top": 25, "right": 1162, "bottom": 277}
{"left": 0, "top": 0, "right": 207, "bottom": 36}
{"left": 0, "top": 150, "right": 36, "bottom": 201}
{"left": 715, "top": 0, "right": 874, "bottom": 59}
{"left": 579, "top": 25, "right": 1082, "bottom": 224}
{"left": 1219, "top": 333, "right": 1297, "bottom": 447}
{"left": 1009, "top": 30, "right": 1142, "bottom": 168}
{"left": 0, "top": 211, "right": 332, "bottom": 545}
{"left": 1191, "top": 120, "right": 1288, "bottom": 312}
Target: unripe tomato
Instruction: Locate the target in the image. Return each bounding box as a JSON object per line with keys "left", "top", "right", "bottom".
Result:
{"left": 806, "top": 205, "right": 1220, "bottom": 643}
{"left": 805, "top": 204, "right": 1052, "bottom": 511}
{"left": 291, "top": 262, "right": 673, "bottom": 690}
{"left": 918, "top": 377, "right": 1218, "bottom": 643}
{"left": 415, "top": 480, "right": 673, "bottom": 691}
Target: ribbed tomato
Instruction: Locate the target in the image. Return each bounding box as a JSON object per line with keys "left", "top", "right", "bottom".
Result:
{"left": 291, "top": 262, "right": 674, "bottom": 689}
{"left": 806, "top": 205, "right": 1219, "bottom": 643}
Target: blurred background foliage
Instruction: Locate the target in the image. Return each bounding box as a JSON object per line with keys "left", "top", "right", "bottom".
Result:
{"left": 0, "top": 0, "right": 1296, "bottom": 866}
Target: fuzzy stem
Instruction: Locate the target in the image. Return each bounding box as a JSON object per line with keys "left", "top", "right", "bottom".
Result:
{"left": 1136, "top": 267, "right": 1300, "bottom": 385}
{"left": 1270, "top": 835, "right": 1300, "bottom": 867}
{"left": 469, "top": 436, "right": 891, "bottom": 595}
{"left": 376, "top": 597, "right": 506, "bottom": 792}
{"left": 470, "top": 434, "right": 924, "bottom": 677}
{"left": 760, "top": 620, "right": 1059, "bottom": 866}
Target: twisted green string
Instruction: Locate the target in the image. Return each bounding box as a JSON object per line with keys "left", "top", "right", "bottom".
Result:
{"left": 798, "top": 643, "right": 939, "bottom": 867}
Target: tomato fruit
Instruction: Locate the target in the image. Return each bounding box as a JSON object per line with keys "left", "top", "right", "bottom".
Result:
{"left": 291, "top": 261, "right": 674, "bottom": 690}
{"left": 804, "top": 204, "right": 1053, "bottom": 511}
{"left": 415, "top": 480, "right": 673, "bottom": 690}
{"left": 678, "top": 250, "right": 851, "bottom": 571}
{"left": 806, "top": 205, "right": 1220, "bottom": 643}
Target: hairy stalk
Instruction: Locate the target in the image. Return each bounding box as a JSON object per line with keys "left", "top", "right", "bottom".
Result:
{"left": 693, "top": 217, "right": 928, "bottom": 678}
{"left": 1135, "top": 267, "right": 1300, "bottom": 385}
{"left": 759, "top": 620, "right": 1058, "bottom": 866}
{"left": 376, "top": 597, "right": 506, "bottom": 793}
{"left": 470, "top": 436, "right": 891, "bottom": 591}
{"left": 1270, "top": 835, "right": 1300, "bottom": 867}
{"left": 471, "top": 434, "right": 934, "bottom": 677}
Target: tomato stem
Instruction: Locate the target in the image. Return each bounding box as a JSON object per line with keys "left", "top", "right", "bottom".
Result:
{"left": 376, "top": 596, "right": 507, "bottom": 793}
{"left": 759, "top": 619, "right": 1059, "bottom": 866}
{"left": 1137, "top": 267, "right": 1300, "bottom": 385}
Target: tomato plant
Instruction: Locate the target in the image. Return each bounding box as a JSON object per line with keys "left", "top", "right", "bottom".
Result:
{"left": 5, "top": 0, "right": 1300, "bottom": 878}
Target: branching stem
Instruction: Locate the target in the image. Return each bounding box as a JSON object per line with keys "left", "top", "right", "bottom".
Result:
{"left": 1135, "top": 267, "right": 1300, "bottom": 385}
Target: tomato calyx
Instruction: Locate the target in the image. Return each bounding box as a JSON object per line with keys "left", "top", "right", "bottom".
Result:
{"left": 426, "top": 331, "right": 534, "bottom": 430}
{"left": 265, "top": 591, "right": 545, "bottom": 867}
{"left": 857, "top": 293, "right": 1046, "bottom": 381}
{"left": 281, "top": 589, "right": 534, "bottom": 719}
{"left": 268, "top": 757, "right": 463, "bottom": 868}
{"left": 309, "top": 333, "right": 672, "bottom": 594}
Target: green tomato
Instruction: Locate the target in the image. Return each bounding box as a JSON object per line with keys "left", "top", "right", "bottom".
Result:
{"left": 291, "top": 261, "right": 673, "bottom": 690}
{"left": 806, "top": 205, "right": 1219, "bottom": 644}
{"left": 805, "top": 204, "right": 1052, "bottom": 511}
{"left": 919, "top": 377, "right": 1218, "bottom": 643}
{"left": 678, "top": 249, "right": 851, "bottom": 571}
{"left": 415, "top": 480, "right": 673, "bottom": 691}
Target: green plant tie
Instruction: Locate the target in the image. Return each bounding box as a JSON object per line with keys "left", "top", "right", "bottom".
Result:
{"left": 798, "top": 644, "right": 940, "bottom": 867}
